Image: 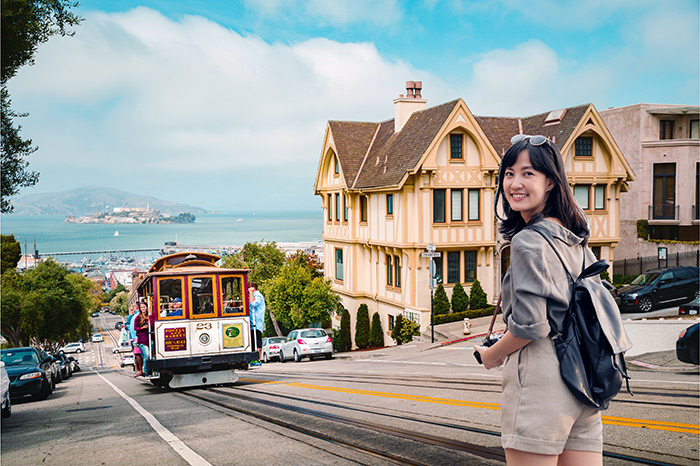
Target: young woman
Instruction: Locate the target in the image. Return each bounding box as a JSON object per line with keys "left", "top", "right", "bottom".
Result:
{"left": 474, "top": 134, "right": 602, "bottom": 466}
{"left": 133, "top": 302, "right": 150, "bottom": 377}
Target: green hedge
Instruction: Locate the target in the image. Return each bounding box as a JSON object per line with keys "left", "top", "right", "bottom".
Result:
{"left": 432, "top": 305, "right": 498, "bottom": 325}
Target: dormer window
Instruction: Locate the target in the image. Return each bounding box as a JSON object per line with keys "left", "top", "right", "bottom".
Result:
{"left": 450, "top": 134, "right": 463, "bottom": 159}
{"left": 545, "top": 109, "right": 566, "bottom": 125}
{"left": 575, "top": 136, "right": 593, "bottom": 156}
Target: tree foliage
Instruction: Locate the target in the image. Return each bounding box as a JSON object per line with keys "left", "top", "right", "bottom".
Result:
{"left": 1, "top": 259, "right": 95, "bottom": 348}
{"left": 369, "top": 312, "right": 384, "bottom": 348}
{"left": 469, "top": 279, "right": 488, "bottom": 310}
{"left": 451, "top": 282, "right": 469, "bottom": 313}
{"left": 104, "top": 283, "right": 127, "bottom": 303}
{"left": 221, "top": 241, "right": 286, "bottom": 286}
{"left": 1, "top": 234, "right": 21, "bottom": 274}
{"left": 109, "top": 291, "right": 129, "bottom": 315}
{"left": 1, "top": 0, "right": 82, "bottom": 213}
{"left": 399, "top": 318, "right": 421, "bottom": 344}
{"left": 391, "top": 314, "right": 405, "bottom": 345}
{"left": 287, "top": 250, "right": 323, "bottom": 278}
{"left": 264, "top": 261, "right": 340, "bottom": 331}
{"left": 338, "top": 308, "right": 352, "bottom": 352}
{"left": 354, "top": 304, "right": 370, "bottom": 349}
{"left": 433, "top": 284, "right": 450, "bottom": 315}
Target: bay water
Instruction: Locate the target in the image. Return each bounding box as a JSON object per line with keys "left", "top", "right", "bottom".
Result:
{"left": 1, "top": 212, "right": 322, "bottom": 261}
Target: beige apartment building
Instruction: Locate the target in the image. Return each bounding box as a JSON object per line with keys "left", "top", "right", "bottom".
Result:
{"left": 600, "top": 104, "right": 700, "bottom": 260}
{"left": 314, "top": 82, "right": 635, "bottom": 346}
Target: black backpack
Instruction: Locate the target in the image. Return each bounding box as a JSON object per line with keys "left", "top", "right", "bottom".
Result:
{"left": 529, "top": 227, "right": 632, "bottom": 410}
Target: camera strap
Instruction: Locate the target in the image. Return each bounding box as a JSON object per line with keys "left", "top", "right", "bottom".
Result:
{"left": 485, "top": 294, "right": 502, "bottom": 340}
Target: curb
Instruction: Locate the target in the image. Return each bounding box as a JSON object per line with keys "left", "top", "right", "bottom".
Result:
{"left": 627, "top": 359, "right": 699, "bottom": 372}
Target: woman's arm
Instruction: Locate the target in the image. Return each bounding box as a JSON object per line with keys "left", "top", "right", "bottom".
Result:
{"left": 473, "top": 331, "right": 531, "bottom": 370}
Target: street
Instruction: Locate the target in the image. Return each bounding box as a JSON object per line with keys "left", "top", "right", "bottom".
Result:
{"left": 1, "top": 311, "right": 698, "bottom": 466}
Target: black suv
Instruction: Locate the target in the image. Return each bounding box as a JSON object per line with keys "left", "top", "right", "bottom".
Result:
{"left": 618, "top": 266, "right": 700, "bottom": 312}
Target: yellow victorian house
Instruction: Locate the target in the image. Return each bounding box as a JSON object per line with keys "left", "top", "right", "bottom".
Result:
{"left": 314, "top": 82, "right": 634, "bottom": 347}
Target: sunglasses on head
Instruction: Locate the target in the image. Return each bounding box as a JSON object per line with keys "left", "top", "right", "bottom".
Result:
{"left": 510, "top": 134, "right": 549, "bottom": 146}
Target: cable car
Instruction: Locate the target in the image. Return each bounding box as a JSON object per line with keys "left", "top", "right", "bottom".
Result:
{"left": 130, "top": 252, "right": 258, "bottom": 388}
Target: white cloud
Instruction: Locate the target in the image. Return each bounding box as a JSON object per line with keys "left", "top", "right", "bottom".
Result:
{"left": 8, "top": 7, "right": 431, "bottom": 209}
{"left": 244, "top": 0, "right": 402, "bottom": 27}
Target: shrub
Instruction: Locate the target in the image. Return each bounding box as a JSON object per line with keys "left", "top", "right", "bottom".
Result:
{"left": 612, "top": 274, "right": 637, "bottom": 287}
{"left": 355, "top": 304, "right": 370, "bottom": 349}
{"left": 451, "top": 283, "right": 469, "bottom": 313}
{"left": 391, "top": 314, "right": 405, "bottom": 345}
{"left": 600, "top": 271, "right": 611, "bottom": 283}
{"left": 331, "top": 328, "right": 342, "bottom": 352}
{"left": 432, "top": 306, "right": 498, "bottom": 325}
{"left": 339, "top": 308, "right": 352, "bottom": 352}
{"left": 399, "top": 318, "right": 421, "bottom": 343}
{"left": 468, "top": 279, "right": 488, "bottom": 310}
{"left": 433, "top": 284, "right": 450, "bottom": 315}
{"left": 369, "top": 312, "right": 384, "bottom": 348}
{"left": 636, "top": 219, "right": 649, "bottom": 239}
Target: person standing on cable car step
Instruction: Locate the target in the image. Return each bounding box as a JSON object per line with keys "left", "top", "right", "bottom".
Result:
{"left": 248, "top": 282, "right": 265, "bottom": 368}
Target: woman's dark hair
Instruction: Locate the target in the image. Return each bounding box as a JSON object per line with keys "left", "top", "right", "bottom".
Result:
{"left": 494, "top": 138, "right": 589, "bottom": 242}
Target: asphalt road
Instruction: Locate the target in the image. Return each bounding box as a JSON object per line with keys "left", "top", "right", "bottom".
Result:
{"left": 1, "top": 311, "right": 697, "bottom": 466}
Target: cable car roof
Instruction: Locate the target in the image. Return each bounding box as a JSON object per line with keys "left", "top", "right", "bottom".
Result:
{"left": 149, "top": 252, "right": 222, "bottom": 273}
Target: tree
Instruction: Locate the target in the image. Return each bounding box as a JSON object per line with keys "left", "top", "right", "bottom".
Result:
{"left": 391, "top": 314, "right": 405, "bottom": 345}
{"left": 354, "top": 304, "right": 370, "bottom": 349}
{"left": 338, "top": 308, "right": 352, "bottom": 352}
{"left": 469, "top": 279, "right": 488, "bottom": 310}
{"left": 264, "top": 261, "right": 340, "bottom": 331}
{"left": 1, "top": 259, "right": 94, "bottom": 348}
{"left": 1, "top": 234, "right": 21, "bottom": 274}
{"left": 433, "top": 284, "right": 450, "bottom": 315}
{"left": 105, "top": 283, "right": 127, "bottom": 303}
{"left": 1, "top": 0, "right": 82, "bottom": 213}
{"left": 287, "top": 250, "right": 323, "bottom": 278}
{"left": 451, "top": 282, "right": 469, "bottom": 313}
{"left": 369, "top": 312, "right": 384, "bottom": 348}
{"left": 109, "top": 291, "right": 129, "bottom": 315}
{"left": 221, "top": 241, "right": 285, "bottom": 286}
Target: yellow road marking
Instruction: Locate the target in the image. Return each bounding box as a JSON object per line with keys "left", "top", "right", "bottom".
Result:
{"left": 244, "top": 377, "right": 699, "bottom": 434}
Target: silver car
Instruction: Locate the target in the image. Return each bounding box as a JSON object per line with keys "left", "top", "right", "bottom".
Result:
{"left": 279, "top": 329, "right": 333, "bottom": 362}
{"left": 261, "top": 337, "right": 287, "bottom": 363}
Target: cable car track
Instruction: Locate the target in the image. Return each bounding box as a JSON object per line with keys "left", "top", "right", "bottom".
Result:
{"left": 175, "top": 385, "right": 693, "bottom": 466}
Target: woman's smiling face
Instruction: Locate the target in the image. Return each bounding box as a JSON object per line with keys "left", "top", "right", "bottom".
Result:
{"left": 503, "top": 150, "right": 553, "bottom": 223}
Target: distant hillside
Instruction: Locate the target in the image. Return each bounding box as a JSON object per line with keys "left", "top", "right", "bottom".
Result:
{"left": 11, "top": 187, "right": 208, "bottom": 216}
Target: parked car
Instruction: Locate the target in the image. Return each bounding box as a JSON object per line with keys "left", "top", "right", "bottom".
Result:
{"left": 1, "top": 361, "right": 11, "bottom": 418}
{"left": 112, "top": 342, "right": 132, "bottom": 354}
{"left": 91, "top": 334, "right": 104, "bottom": 343}
{"left": 679, "top": 297, "right": 700, "bottom": 316}
{"left": 676, "top": 323, "right": 699, "bottom": 365}
{"left": 0, "top": 347, "right": 53, "bottom": 401}
{"left": 261, "top": 337, "right": 287, "bottom": 363}
{"left": 58, "top": 342, "right": 85, "bottom": 354}
{"left": 91, "top": 312, "right": 100, "bottom": 317}
{"left": 114, "top": 322, "right": 124, "bottom": 330}
{"left": 40, "top": 350, "right": 62, "bottom": 386}
{"left": 617, "top": 267, "right": 699, "bottom": 312}
{"left": 601, "top": 279, "right": 619, "bottom": 302}
{"left": 54, "top": 353, "right": 73, "bottom": 379}
{"left": 67, "top": 356, "right": 80, "bottom": 373}
{"left": 120, "top": 354, "right": 135, "bottom": 367}
{"left": 279, "top": 328, "right": 333, "bottom": 363}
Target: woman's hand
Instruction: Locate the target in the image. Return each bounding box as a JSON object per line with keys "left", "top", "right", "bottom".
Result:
{"left": 474, "top": 345, "right": 504, "bottom": 369}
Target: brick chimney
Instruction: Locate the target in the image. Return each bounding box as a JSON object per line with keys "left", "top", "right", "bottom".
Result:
{"left": 393, "top": 81, "right": 427, "bottom": 132}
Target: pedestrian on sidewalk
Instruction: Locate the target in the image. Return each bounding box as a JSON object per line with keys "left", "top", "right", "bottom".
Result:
{"left": 248, "top": 282, "right": 265, "bottom": 368}
{"left": 474, "top": 135, "right": 606, "bottom": 466}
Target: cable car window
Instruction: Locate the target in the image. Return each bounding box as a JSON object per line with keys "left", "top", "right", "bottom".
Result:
{"left": 191, "top": 276, "right": 216, "bottom": 317}
{"left": 221, "top": 276, "right": 245, "bottom": 315}
{"left": 158, "top": 278, "right": 184, "bottom": 318}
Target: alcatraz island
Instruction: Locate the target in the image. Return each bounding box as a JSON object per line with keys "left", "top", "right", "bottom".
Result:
{"left": 65, "top": 206, "right": 195, "bottom": 224}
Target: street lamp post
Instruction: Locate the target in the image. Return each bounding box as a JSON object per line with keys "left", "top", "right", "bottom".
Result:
{"left": 425, "top": 243, "right": 437, "bottom": 343}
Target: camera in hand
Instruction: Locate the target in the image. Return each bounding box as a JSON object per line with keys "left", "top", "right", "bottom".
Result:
{"left": 473, "top": 334, "right": 501, "bottom": 364}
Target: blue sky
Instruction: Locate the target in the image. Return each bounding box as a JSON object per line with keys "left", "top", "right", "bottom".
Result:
{"left": 7, "top": 0, "right": 699, "bottom": 212}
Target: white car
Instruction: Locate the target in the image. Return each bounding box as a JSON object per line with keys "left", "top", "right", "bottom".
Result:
{"left": 279, "top": 328, "right": 333, "bottom": 362}
{"left": 261, "top": 337, "right": 287, "bottom": 363}
{"left": 58, "top": 342, "right": 86, "bottom": 354}
{"left": 112, "top": 343, "right": 132, "bottom": 354}
{"left": 1, "top": 361, "right": 10, "bottom": 418}
{"left": 91, "top": 334, "right": 104, "bottom": 343}
{"left": 120, "top": 354, "right": 135, "bottom": 367}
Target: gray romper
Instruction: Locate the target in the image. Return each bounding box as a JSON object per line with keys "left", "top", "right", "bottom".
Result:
{"left": 500, "top": 219, "right": 603, "bottom": 455}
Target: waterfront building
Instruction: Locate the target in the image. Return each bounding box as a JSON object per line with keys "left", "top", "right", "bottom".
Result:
{"left": 600, "top": 104, "right": 700, "bottom": 260}
{"left": 314, "top": 82, "right": 634, "bottom": 347}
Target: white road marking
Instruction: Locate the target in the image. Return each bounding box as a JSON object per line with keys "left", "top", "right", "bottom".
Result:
{"left": 95, "top": 371, "right": 211, "bottom": 466}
